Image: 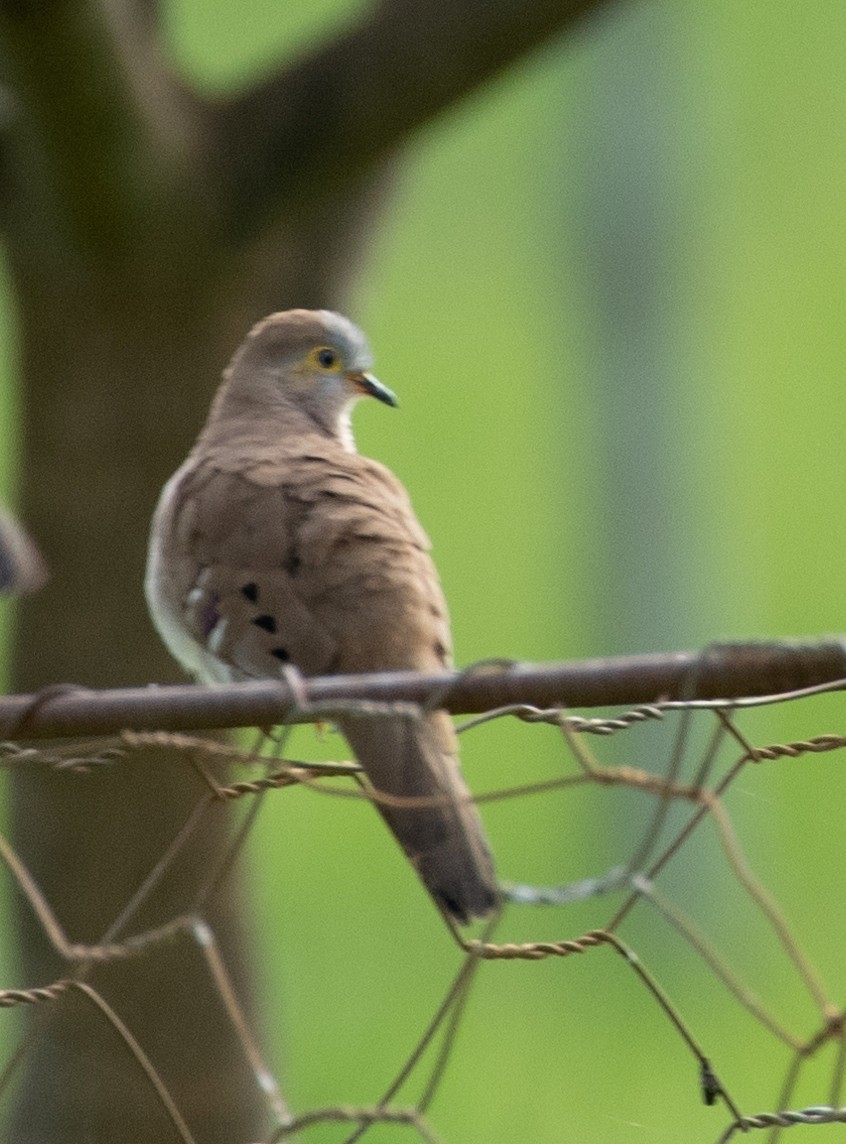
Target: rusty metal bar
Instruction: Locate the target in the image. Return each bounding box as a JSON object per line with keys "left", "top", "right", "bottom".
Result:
{"left": 0, "top": 638, "right": 845, "bottom": 741}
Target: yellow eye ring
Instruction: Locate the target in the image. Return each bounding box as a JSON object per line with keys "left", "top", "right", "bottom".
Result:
{"left": 309, "top": 346, "right": 341, "bottom": 372}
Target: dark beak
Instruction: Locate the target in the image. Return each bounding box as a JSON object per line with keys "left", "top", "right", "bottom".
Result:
{"left": 348, "top": 370, "right": 398, "bottom": 408}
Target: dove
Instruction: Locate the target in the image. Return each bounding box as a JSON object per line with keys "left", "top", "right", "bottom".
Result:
{"left": 145, "top": 309, "right": 496, "bottom": 922}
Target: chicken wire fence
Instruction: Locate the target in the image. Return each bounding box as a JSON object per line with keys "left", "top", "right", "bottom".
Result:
{"left": 1, "top": 642, "right": 846, "bottom": 1142}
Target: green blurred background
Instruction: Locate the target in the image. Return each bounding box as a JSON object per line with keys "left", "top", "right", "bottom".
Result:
{"left": 7, "top": 0, "right": 846, "bottom": 1140}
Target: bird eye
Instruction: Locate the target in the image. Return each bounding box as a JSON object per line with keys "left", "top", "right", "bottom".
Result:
{"left": 315, "top": 347, "right": 338, "bottom": 369}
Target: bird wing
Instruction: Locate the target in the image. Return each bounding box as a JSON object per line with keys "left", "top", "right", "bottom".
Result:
{"left": 149, "top": 441, "right": 452, "bottom": 683}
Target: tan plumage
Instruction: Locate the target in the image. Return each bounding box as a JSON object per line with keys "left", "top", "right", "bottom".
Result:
{"left": 146, "top": 309, "right": 496, "bottom": 922}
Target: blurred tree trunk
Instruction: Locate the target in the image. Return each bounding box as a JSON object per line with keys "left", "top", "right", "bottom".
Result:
{"left": 0, "top": 0, "right": 610, "bottom": 1139}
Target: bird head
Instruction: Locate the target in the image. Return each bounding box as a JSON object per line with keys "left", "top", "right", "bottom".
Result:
{"left": 208, "top": 310, "right": 397, "bottom": 447}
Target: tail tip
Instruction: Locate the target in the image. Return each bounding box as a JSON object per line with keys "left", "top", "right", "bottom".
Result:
{"left": 436, "top": 881, "right": 498, "bottom": 926}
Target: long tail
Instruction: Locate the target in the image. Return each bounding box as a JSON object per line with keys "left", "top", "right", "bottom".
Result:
{"left": 338, "top": 709, "right": 497, "bottom": 923}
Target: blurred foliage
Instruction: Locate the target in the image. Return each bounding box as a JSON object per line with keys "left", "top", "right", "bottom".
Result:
{"left": 3, "top": 0, "right": 846, "bottom": 1140}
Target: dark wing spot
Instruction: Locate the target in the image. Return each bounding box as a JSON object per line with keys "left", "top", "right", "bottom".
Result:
{"left": 284, "top": 550, "right": 301, "bottom": 576}
{"left": 271, "top": 647, "right": 290, "bottom": 662}
{"left": 253, "top": 614, "right": 278, "bottom": 634}
{"left": 241, "top": 582, "right": 259, "bottom": 603}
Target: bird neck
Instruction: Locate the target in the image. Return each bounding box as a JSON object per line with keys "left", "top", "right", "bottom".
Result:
{"left": 201, "top": 371, "right": 360, "bottom": 454}
{"left": 197, "top": 399, "right": 358, "bottom": 457}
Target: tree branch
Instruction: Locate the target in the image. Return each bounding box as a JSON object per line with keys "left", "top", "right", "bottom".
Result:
{"left": 210, "top": 0, "right": 617, "bottom": 241}
{"left": 0, "top": 0, "right": 201, "bottom": 258}
{"left": 2, "top": 638, "right": 845, "bottom": 741}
